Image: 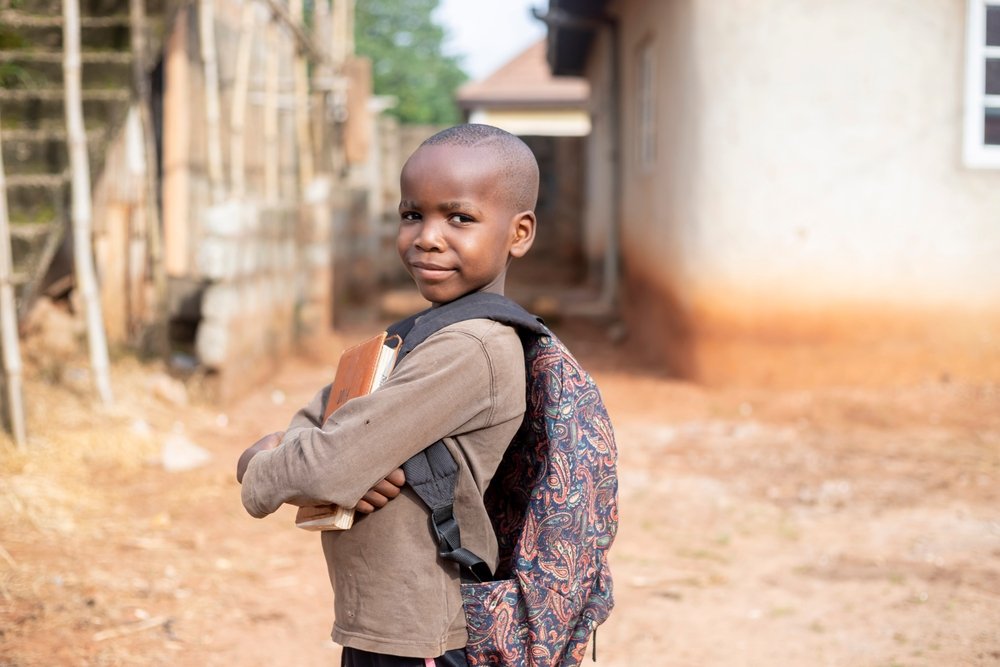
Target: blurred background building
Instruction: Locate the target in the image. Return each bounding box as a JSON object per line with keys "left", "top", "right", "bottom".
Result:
{"left": 1, "top": 0, "right": 422, "bottom": 401}
{"left": 540, "top": 0, "right": 1000, "bottom": 385}
{"left": 2, "top": 0, "right": 998, "bottom": 405}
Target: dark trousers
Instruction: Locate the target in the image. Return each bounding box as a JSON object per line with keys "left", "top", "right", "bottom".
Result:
{"left": 341, "top": 647, "right": 468, "bottom": 667}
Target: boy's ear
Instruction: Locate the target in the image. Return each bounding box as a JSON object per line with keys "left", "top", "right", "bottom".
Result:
{"left": 509, "top": 211, "right": 536, "bottom": 259}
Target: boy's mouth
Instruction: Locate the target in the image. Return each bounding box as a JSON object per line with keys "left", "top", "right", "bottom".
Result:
{"left": 409, "top": 261, "right": 455, "bottom": 281}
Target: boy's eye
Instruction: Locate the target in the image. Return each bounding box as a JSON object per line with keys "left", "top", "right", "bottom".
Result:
{"left": 448, "top": 213, "right": 474, "bottom": 224}
{"left": 401, "top": 211, "right": 421, "bottom": 221}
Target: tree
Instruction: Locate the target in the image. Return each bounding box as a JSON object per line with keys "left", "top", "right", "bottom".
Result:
{"left": 63, "top": 0, "right": 114, "bottom": 405}
{"left": 354, "top": 0, "right": 467, "bottom": 125}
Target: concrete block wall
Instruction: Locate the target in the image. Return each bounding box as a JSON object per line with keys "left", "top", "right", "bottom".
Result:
{"left": 192, "top": 177, "right": 336, "bottom": 401}
{"left": 194, "top": 201, "right": 300, "bottom": 400}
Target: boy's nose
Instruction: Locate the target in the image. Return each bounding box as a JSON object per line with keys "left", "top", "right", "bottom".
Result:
{"left": 414, "top": 219, "right": 446, "bottom": 251}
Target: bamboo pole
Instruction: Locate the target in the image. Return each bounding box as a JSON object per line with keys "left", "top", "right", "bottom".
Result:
{"left": 63, "top": 0, "right": 114, "bottom": 405}
{"left": 198, "top": 0, "right": 225, "bottom": 204}
{"left": 261, "top": 0, "right": 325, "bottom": 63}
{"left": 328, "top": 0, "right": 352, "bottom": 176}
{"left": 331, "top": 0, "right": 354, "bottom": 67}
{"left": 264, "top": 19, "right": 279, "bottom": 203}
{"left": 289, "top": 0, "right": 314, "bottom": 192}
{"left": 130, "top": 0, "right": 168, "bottom": 354}
{"left": 230, "top": 2, "right": 255, "bottom": 199}
{"left": 310, "top": 0, "right": 331, "bottom": 173}
{"left": 0, "top": 120, "right": 27, "bottom": 448}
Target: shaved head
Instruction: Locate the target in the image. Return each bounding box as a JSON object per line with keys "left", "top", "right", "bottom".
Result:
{"left": 420, "top": 124, "right": 540, "bottom": 213}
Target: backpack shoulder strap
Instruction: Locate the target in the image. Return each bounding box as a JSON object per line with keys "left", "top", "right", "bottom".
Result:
{"left": 402, "top": 440, "right": 495, "bottom": 583}
{"left": 391, "top": 292, "right": 547, "bottom": 366}
{"left": 390, "top": 292, "right": 545, "bottom": 582}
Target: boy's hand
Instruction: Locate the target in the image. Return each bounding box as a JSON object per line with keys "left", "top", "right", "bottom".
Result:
{"left": 236, "top": 431, "right": 284, "bottom": 483}
{"left": 236, "top": 432, "right": 405, "bottom": 512}
{"left": 355, "top": 467, "right": 406, "bottom": 514}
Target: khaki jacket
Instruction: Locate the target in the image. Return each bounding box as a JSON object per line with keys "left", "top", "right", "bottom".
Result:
{"left": 241, "top": 319, "right": 526, "bottom": 657}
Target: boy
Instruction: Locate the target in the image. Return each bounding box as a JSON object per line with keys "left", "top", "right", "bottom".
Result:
{"left": 237, "top": 124, "right": 538, "bottom": 666}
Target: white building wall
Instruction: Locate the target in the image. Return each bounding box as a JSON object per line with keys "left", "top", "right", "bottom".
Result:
{"left": 613, "top": 0, "right": 1000, "bottom": 315}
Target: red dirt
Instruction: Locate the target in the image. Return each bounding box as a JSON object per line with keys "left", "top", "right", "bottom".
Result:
{"left": 1, "top": 319, "right": 998, "bottom": 666}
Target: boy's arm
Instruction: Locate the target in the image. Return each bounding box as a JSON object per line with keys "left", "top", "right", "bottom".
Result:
{"left": 240, "top": 324, "right": 523, "bottom": 519}
{"left": 236, "top": 431, "right": 283, "bottom": 483}
{"left": 286, "top": 385, "right": 328, "bottom": 430}
{"left": 236, "top": 388, "right": 406, "bottom": 512}
{"left": 236, "top": 432, "right": 405, "bottom": 511}
{"left": 234, "top": 386, "right": 326, "bottom": 487}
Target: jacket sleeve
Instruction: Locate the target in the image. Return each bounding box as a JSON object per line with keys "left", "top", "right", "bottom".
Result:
{"left": 240, "top": 323, "right": 516, "bottom": 518}
{"left": 283, "top": 385, "right": 328, "bottom": 431}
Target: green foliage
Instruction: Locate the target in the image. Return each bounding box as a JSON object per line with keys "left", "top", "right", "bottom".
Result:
{"left": 354, "top": 0, "right": 467, "bottom": 125}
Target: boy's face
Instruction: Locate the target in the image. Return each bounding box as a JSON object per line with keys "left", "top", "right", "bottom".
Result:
{"left": 397, "top": 144, "right": 535, "bottom": 306}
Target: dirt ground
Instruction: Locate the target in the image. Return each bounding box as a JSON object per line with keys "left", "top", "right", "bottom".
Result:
{"left": 1, "top": 316, "right": 998, "bottom": 666}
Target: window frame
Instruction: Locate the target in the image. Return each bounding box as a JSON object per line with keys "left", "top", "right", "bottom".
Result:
{"left": 963, "top": 0, "right": 1000, "bottom": 168}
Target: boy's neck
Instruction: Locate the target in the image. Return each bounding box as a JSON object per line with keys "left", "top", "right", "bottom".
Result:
{"left": 432, "top": 283, "right": 506, "bottom": 308}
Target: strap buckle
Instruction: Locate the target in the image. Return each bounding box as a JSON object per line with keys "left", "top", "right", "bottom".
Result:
{"left": 430, "top": 504, "right": 460, "bottom": 552}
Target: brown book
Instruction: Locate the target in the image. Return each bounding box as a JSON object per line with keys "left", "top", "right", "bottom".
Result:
{"left": 294, "top": 331, "right": 401, "bottom": 531}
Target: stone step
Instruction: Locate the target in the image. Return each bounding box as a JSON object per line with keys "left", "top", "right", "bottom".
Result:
{"left": 2, "top": 127, "right": 103, "bottom": 141}
{"left": 0, "top": 49, "right": 132, "bottom": 90}
{"left": 2, "top": 130, "right": 107, "bottom": 176}
{"left": 3, "top": 134, "right": 76, "bottom": 179}
{"left": 5, "top": 172, "right": 68, "bottom": 187}
{"left": 0, "top": 9, "right": 131, "bottom": 28}
{"left": 0, "top": 0, "right": 143, "bottom": 19}
{"left": 9, "top": 219, "right": 59, "bottom": 276}
{"left": 9, "top": 223, "right": 52, "bottom": 242}
{"left": 0, "top": 49, "right": 133, "bottom": 64}
{"left": 0, "top": 87, "right": 130, "bottom": 100}
{"left": 2, "top": 136, "right": 67, "bottom": 176}
{"left": 0, "top": 19, "right": 132, "bottom": 52}
{"left": 9, "top": 221, "right": 55, "bottom": 275}
{"left": 10, "top": 271, "right": 31, "bottom": 286}
{"left": 3, "top": 177, "right": 68, "bottom": 225}
{"left": 0, "top": 89, "right": 130, "bottom": 132}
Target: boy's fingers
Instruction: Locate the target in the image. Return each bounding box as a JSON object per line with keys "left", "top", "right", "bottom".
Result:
{"left": 355, "top": 470, "right": 407, "bottom": 513}
{"left": 385, "top": 467, "right": 406, "bottom": 487}
{"left": 371, "top": 478, "right": 402, "bottom": 499}
{"left": 364, "top": 489, "right": 389, "bottom": 507}
{"left": 356, "top": 491, "right": 389, "bottom": 513}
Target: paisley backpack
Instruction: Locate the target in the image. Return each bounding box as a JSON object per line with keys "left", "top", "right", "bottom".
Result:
{"left": 390, "top": 292, "right": 619, "bottom": 666}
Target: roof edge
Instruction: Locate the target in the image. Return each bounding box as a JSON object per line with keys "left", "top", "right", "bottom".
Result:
{"left": 535, "top": 0, "right": 612, "bottom": 76}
